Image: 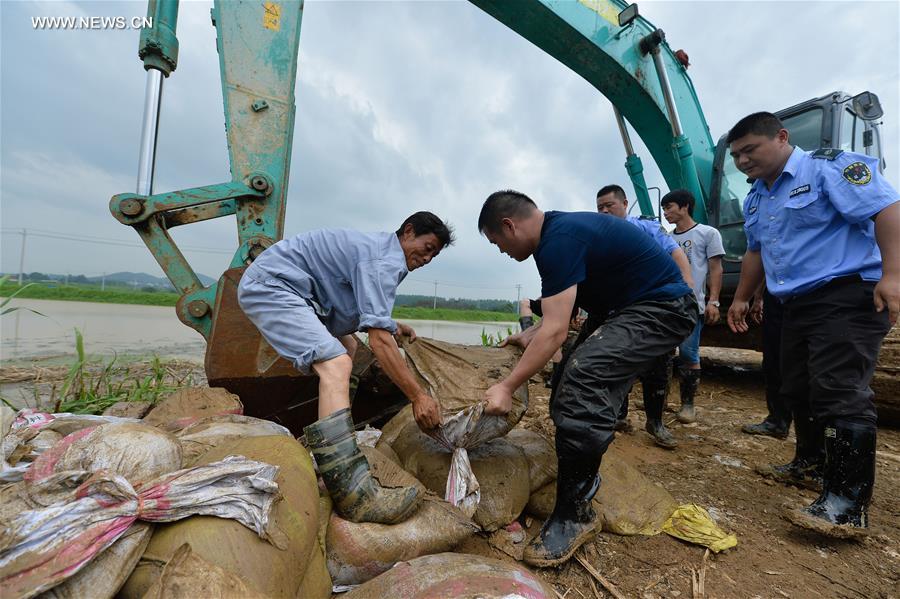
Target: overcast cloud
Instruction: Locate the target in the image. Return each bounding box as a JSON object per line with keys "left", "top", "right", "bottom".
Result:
{"left": 1, "top": 0, "right": 898, "bottom": 303}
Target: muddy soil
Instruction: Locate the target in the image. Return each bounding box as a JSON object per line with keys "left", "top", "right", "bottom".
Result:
{"left": 457, "top": 363, "right": 900, "bottom": 599}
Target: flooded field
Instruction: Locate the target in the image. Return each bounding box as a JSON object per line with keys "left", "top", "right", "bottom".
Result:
{"left": 0, "top": 299, "right": 516, "bottom": 362}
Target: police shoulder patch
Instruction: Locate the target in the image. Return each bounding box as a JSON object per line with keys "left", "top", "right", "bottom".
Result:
{"left": 811, "top": 148, "right": 844, "bottom": 160}
{"left": 842, "top": 161, "right": 872, "bottom": 185}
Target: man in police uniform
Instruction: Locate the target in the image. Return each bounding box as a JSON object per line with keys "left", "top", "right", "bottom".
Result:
{"left": 726, "top": 112, "right": 899, "bottom": 536}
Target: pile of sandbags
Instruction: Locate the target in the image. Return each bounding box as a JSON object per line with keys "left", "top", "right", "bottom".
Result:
{"left": 0, "top": 387, "right": 329, "bottom": 599}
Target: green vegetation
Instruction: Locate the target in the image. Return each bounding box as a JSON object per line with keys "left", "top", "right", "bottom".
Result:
{"left": 0, "top": 281, "right": 179, "bottom": 306}
{"left": 392, "top": 306, "right": 515, "bottom": 322}
{"left": 480, "top": 326, "right": 514, "bottom": 347}
{"left": 1, "top": 281, "right": 517, "bottom": 322}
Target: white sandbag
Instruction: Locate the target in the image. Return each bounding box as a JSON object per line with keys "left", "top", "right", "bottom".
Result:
{"left": 0, "top": 457, "right": 279, "bottom": 599}
{"left": 25, "top": 423, "right": 182, "bottom": 484}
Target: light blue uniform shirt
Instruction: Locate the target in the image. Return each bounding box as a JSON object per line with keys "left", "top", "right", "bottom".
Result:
{"left": 743, "top": 147, "right": 898, "bottom": 300}
{"left": 243, "top": 229, "right": 408, "bottom": 336}
{"left": 626, "top": 215, "right": 678, "bottom": 254}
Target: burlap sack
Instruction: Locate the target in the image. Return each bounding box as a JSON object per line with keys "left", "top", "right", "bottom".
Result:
{"left": 341, "top": 552, "right": 557, "bottom": 599}
{"left": 138, "top": 543, "right": 264, "bottom": 599}
{"left": 505, "top": 428, "right": 557, "bottom": 492}
{"left": 526, "top": 446, "right": 678, "bottom": 536}
{"left": 173, "top": 414, "right": 292, "bottom": 466}
{"left": 392, "top": 425, "right": 529, "bottom": 531}
{"left": 120, "top": 435, "right": 328, "bottom": 599}
{"left": 142, "top": 387, "right": 242, "bottom": 431}
{"left": 326, "top": 447, "right": 479, "bottom": 586}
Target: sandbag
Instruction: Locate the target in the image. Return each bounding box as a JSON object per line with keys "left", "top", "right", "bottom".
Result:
{"left": 393, "top": 426, "right": 529, "bottom": 531}
{"left": 173, "top": 415, "right": 292, "bottom": 466}
{"left": 102, "top": 401, "right": 154, "bottom": 419}
{"left": 39, "top": 523, "right": 152, "bottom": 599}
{"left": 326, "top": 447, "right": 478, "bottom": 586}
{"left": 505, "top": 428, "right": 557, "bottom": 492}
{"left": 526, "top": 447, "right": 678, "bottom": 536}
{"left": 400, "top": 339, "right": 528, "bottom": 513}
{"left": 2, "top": 410, "right": 142, "bottom": 483}
{"left": 120, "top": 435, "right": 327, "bottom": 599}
{"left": 377, "top": 405, "right": 415, "bottom": 449}
{"left": 341, "top": 552, "right": 557, "bottom": 599}
{"left": 0, "top": 457, "right": 278, "bottom": 599}
{"left": 26, "top": 423, "right": 182, "bottom": 484}
{"left": 142, "top": 387, "right": 242, "bottom": 431}
{"left": 139, "top": 543, "right": 264, "bottom": 599}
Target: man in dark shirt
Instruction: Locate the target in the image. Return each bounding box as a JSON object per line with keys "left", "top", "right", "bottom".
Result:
{"left": 478, "top": 190, "right": 697, "bottom": 566}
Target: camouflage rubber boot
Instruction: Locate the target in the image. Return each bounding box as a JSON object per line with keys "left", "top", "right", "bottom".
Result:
{"left": 305, "top": 408, "right": 422, "bottom": 524}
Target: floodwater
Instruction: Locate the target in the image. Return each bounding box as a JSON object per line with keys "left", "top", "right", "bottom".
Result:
{"left": 0, "top": 299, "right": 517, "bottom": 362}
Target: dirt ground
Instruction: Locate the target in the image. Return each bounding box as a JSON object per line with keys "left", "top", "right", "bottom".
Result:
{"left": 2, "top": 348, "right": 897, "bottom": 598}
{"left": 457, "top": 359, "right": 900, "bottom": 599}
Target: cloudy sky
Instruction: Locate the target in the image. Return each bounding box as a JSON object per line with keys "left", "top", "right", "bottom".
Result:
{"left": 1, "top": 0, "right": 898, "bottom": 303}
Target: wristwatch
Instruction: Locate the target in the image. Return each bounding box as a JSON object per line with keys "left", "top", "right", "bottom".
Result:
{"left": 709, "top": 300, "right": 721, "bottom": 307}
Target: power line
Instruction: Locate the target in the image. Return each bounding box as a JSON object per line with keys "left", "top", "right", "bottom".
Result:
{"left": 0, "top": 227, "right": 233, "bottom": 254}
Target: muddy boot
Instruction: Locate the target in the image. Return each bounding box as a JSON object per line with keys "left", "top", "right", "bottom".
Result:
{"left": 788, "top": 421, "right": 875, "bottom": 538}
{"left": 742, "top": 419, "right": 789, "bottom": 439}
{"left": 643, "top": 384, "right": 677, "bottom": 449}
{"left": 756, "top": 411, "right": 823, "bottom": 490}
{"left": 615, "top": 396, "right": 632, "bottom": 432}
{"left": 523, "top": 457, "right": 600, "bottom": 567}
{"left": 676, "top": 368, "right": 700, "bottom": 424}
{"left": 305, "top": 408, "right": 422, "bottom": 524}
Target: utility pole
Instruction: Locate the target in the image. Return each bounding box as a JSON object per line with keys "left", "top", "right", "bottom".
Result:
{"left": 101, "top": 272, "right": 106, "bottom": 292}
{"left": 515, "top": 283, "right": 522, "bottom": 315}
{"left": 432, "top": 281, "right": 438, "bottom": 310}
{"left": 17, "top": 228, "right": 26, "bottom": 285}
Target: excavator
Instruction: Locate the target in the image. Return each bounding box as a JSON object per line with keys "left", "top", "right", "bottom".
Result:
{"left": 110, "top": 0, "right": 894, "bottom": 432}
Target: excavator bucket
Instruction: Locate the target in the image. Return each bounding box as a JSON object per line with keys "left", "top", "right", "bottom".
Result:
{"left": 203, "top": 267, "right": 408, "bottom": 434}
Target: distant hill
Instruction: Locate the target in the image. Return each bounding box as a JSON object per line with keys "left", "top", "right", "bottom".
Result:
{"left": 5, "top": 271, "right": 216, "bottom": 288}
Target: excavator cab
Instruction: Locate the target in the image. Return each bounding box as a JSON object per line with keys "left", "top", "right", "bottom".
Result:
{"left": 709, "top": 91, "right": 886, "bottom": 298}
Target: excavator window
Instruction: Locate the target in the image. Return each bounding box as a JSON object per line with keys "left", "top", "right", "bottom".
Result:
{"left": 781, "top": 108, "right": 824, "bottom": 153}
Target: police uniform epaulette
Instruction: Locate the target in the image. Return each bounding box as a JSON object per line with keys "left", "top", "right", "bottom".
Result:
{"left": 811, "top": 148, "right": 844, "bottom": 160}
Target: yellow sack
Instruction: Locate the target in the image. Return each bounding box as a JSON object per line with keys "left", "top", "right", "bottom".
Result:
{"left": 662, "top": 504, "right": 738, "bottom": 553}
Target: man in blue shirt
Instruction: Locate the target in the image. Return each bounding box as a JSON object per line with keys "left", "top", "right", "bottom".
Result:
{"left": 239, "top": 211, "right": 454, "bottom": 525}
{"left": 478, "top": 191, "right": 697, "bottom": 566}
{"left": 726, "top": 112, "right": 899, "bottom": 537}
{"left": 596, "top": 184, "right": 693, "bottom": 447}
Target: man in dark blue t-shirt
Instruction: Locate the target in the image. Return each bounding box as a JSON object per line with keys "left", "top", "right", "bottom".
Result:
{"left": 478, "top": 190, "right": 697, "bottom": 567}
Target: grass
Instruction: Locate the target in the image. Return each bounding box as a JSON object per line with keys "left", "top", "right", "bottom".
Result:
{"left": 1, "top": 282, "right": 517, "bottom": 322}
{"left": 0, "top": 328, "right": 200, "bottom": 415}
{"left": 392, "top": 306, "right": 516, "bottom": 322}
{"left": 0, "top": 281, "right": 179, "bottom": 307}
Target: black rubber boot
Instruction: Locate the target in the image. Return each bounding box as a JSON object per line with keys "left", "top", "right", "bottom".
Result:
{"left": 523, "top": 456, "right": 601, "bottom": 567}
{"left": 615, "top": 396, "right": 632, "bottom": 432}
{"left": 756, "top": 409, "right": 823, "bottom": 490}
{"left": 789, "top": 421, "right": 876, "bottom": 537}
{"left": 676, "top": 368, "right": 700, "bottom": 424}
{"left": 305, "top": 408, "right": 422, "bottom": 524}
{"left": 643, "top": 383, "right": 677, "bottom": 449}
{"left": 742, "top": 418, "right": 790, "bottom": 439}
{"left": 519, "top": 315, "right": 535, "bottom": 331}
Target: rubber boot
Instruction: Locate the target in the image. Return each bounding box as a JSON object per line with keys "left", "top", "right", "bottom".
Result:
{"left": 742, "top": 418, "right": 790, "bottom": 439}
{"left": 676, "top": 368, "right": 700, "bottom": 424}
{"left": 756, "top": 409, "right": 823, "bottom": 490}
{"left": 789, "top": 421, "right": 875, "bottom": 538}
{"left": 305, "top": 408, "right": 422, "bottom": 524}
{"left": 523, "top": 456, "right": 601, "bottom": 567}
{"left": 615, "top": 396, "right": 633, "bottom": 432}
{"left": 643, "top": 383, "right": 677, "bottom": 449}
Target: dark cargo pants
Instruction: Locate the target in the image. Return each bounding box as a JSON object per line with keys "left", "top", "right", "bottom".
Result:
{"left": 550, "top": 294, "right": 698, "bottom": 460}
{"left": 762, "top": 289, "right": 792, "bottom": 429}
{"left": 780, "top": 278, "right": 891, "bottom": 428}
